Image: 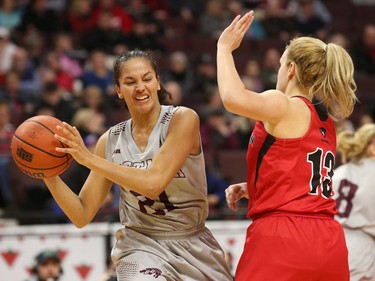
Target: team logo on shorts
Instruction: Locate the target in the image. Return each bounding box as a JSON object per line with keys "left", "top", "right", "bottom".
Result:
{"left": 140, "top": 267, "right": 162, "bottom": 278}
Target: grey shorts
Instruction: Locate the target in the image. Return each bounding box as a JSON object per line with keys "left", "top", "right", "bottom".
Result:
{"left": 112, "top": 225, "right": 233, "bottom": 281}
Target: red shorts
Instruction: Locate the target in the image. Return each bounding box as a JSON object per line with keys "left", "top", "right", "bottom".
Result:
{"left": 235, "top": 214, "right": 349, "bottom": 281}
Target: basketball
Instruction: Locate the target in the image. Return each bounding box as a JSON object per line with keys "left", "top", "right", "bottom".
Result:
{"left": 11, "top": 115, "right": 73, "bottom": 179}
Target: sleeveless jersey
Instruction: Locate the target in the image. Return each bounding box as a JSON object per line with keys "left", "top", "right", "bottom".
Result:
{"left": 246, "top": 97, "right": 337, "bottom": 219}
{"left": 106, "top": 105, "right": 209, "bottom": 234}
{"left": 333, "top": 158, "right": 375, "bottom": 237}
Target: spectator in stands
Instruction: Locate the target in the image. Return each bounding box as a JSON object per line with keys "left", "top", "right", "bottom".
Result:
{"left": 33, "top": 81, "right": 77, "bottom": 124}
{"left": 206, "top": 170, "right": 230, "bottom": 211}
{"left": 0, "top": 0, "right": 23, "bottom": 30}
{"left": 71, "top": 108, "right": 107, "bottom": 141}
{"left": 192, "top": 53, "right": 218, "bottom": 104}
{"left": 164, "top": 80, "right": 183, "bottom": 106}
{"left": 21, "top": 29, "right": 46, "bottom": 68}
{"left": 0, "top": 70, "right": 32, "bottom": 126}
{"left": 67, "top": 0, "right": 95, "bottom": 34}
{"left": 52, "top": 32, "right": 84, "bottom": 80}
{"left": 199, "top": 0, "right": 231, "bottom": 39}
{"left": 0, "top": 27, "right": 17, "bottom": 86}
{"left": 259, "top": 47, "right": 281, "bottom": 90}
{"left": 161, "top": 51, "right": 195, "bottom": 100}
{"left": 260, "top": 0, "right": 295, "bottom": 40}
{"left": 82, "top": 10, "right": 129, "bottom": 55}
{"left": 81, "top": 50, "right": 116, "bottom": 105}
{"left": 350, "top": 23, "right": 375, "bottom": 75}
{"left": 89, "top": 0, "right": 134, "bottom": 35}
{"left": 287, "top": 0, "right": 331, "bottom": 25}
{"left": 328, "top": 32, "right": 351, "bottom": 50}
{"left": 125, "top": 16, "right": 166, "bottom": 53}
{"left": 200, "top": 107, "right": 241, "bottom": 166}
{"left": 80, "top": 84, "right": 109, "bottom": 114}
{"left": 290, "top": 0, "right": 330, "bottom": 39}
{"left": 10, "top": 47, "right": 42, "bottom": 97}
{"left": 168, "top": 0, "right": 203, "bottom": 22}
{"left": 24, "top": 249, "right": 63, "bottom": 281}
{"left": 126, "top": 0, "right": 166, "bottom": 37}
{"left": 241, "top": 59, "right": 264, "bottom": 92}
{"left": 228, "top": 0, "right": 266, "bottom": 40}
{"left": 351, "top": 0, "right": 375, "bottom": 5}
{"left": 143, "top": 0, "right": 169, "bottom": 20}
{"left": 0, "top": 100, "right": 14, "bottom": 210}
{"left": 18, "top": 0, "right": 69, "bottom": 37}
{"left": 42, "top": 51, "right": 74, "bottom": 92}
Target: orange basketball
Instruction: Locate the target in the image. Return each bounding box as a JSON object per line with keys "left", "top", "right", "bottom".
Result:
{"left": 11, "top": 115, "right": 73, "bottom": 179}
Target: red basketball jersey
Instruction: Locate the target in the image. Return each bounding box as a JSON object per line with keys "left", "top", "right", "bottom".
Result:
{"left": 246, "top": 97, "right": 337, "bottom": 219}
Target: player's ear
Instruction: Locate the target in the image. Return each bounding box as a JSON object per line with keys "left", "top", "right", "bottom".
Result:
{"left": 157, "top": 77, "right": 161, "bottom": 91}
{"left": 288, "top": 62, "right": 295, "bottom": 80}
{"left": 368, "top": 142, "right": 375, "bottom": 157}
{"left": 116, "top": 85, "right": 123, "bottom": 98}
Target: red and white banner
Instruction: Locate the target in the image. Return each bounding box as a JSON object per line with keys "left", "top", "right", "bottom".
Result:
{"left": 1, "top": 221, "right": 248, "bottom": 280}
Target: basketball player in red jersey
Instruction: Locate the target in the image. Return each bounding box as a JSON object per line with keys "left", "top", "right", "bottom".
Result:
{"left": 217, "top": 11, "right": 358, "bottom": 281}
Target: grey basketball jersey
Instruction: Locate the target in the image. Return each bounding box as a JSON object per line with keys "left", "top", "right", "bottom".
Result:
{"left": 333, "top": 158, "right": 375, "bottom": 237}
{"left": 106, "top": 105, "right": 209, "bottom": 236}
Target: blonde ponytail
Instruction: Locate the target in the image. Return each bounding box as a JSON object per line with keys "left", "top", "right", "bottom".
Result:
{"left": 287, "top": 37, "right": 358, "bottom": 120}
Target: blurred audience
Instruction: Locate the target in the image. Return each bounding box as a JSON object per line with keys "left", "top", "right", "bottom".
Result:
{"left": 260, "top": 0, "right": 295, "bottom": 40}
{"left": 0, "top": 70, "right": 32, "bottom": 126}
{"left": 81, "top": 50, "right": 115, "bottom": 101}
{"left": 164, "top": 80, "right": 183, "bottom": 106}
{"left": 82, "top": 9, "right": 129, "bottom": 55}
{"left": 199, "top": 0, "right": 231, "bottom": 38}
{"left": 290, "top": 0, "right": 330, "bottom": 39}
{"left": 259, "top": 47, "right": 281, "bottom": 90}
{"left": 161, "top": 51, "right": 195, "bottom": 100}
{"left": 10, "top": 47, "right": 42, "bottom": 97}
{"left": 192, "top": 53, "right": 218, "bottom": 104}
{"left": 33, "top": 81, "right": 77, "bottom": 123}
{"left": 67, "top": 0, "right": 95, "bottom": 34}
{"left": 17, "top": 0, "right": 69, "bottom": 37}
{"left": 0, "top": 0, "right": 23, "bottom": 30}
{"left": 350, "top": 24, "right": 375, "bottom": 75}
{"left": 125, "top": 16, "right": 165, "bottom": 52}
{"left": 0, "top": 0, "right": 373, "bottom": 221}
{"left": 241, "top": 59, "right": 264, "bottom": 92}
{"left": 0, "top": 27, "right": 17, "bottom": 86}
{"left": 92, "top": 0, "right": 133, "bottom": 32}
{"left": 0, "top": 100, "right": 14, "bottom": 210}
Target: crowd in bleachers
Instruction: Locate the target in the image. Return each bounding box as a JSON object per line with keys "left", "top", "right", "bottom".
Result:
{"left": 0, "top": 0, "right": 374, "bottom": 224}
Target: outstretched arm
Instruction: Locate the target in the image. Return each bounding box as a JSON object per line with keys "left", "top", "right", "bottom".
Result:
{"left": 216, "top": 11, "right": 289, "bottom": 124}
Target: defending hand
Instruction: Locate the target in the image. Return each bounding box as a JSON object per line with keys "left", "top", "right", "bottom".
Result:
{"left": 217, "top": 11, "right": 254, "bottom": 52}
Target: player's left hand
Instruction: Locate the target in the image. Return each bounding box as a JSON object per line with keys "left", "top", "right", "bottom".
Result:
{"left": 54, "top": 122, "right": 93, "bottom": 166}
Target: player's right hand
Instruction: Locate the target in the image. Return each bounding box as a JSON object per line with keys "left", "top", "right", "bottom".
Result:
{"left": 217, "top": 11, "right": 254, "bottom": 52}
{"left": 225, "top": 182, "right": 248, "bottom": 212}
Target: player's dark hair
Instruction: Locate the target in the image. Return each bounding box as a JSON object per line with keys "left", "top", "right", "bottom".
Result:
{"left": 113, "top": 50, "right": 171, "bottom": 109}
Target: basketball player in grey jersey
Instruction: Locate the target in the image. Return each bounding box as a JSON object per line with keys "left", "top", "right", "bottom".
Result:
{"left": 333, "top": 123, "right": 375, "bottom": 281}
{"left": 43, "top": 50, "right": 232, "bottom": 281}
